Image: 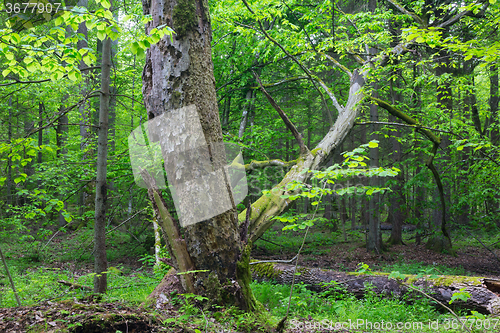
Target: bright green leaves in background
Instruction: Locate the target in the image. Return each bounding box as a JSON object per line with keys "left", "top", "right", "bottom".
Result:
{"left": 0, "top": 0, "right": 173, "bottom": 84}
{"left": 266, "top": 142, "right": 399, "bottom": 232}
{"left": 0, "top": 138, "right": 72, "bottom": 224}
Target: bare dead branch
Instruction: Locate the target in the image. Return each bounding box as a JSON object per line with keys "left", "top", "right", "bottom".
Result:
{"left": 253, "top": 73, "right": 308, "bottom": 155}
{"left": 385, "top": 0, "right": 425, "bottom": 26}
{"left": 437, "top": 1, "right": 489, "bottom": 28}
{"left": 244, "top": 158, "right": 298, "bottom": 171}
{"left": 354, "top": 121, "right": 453, "bottom": 135}
{"left": 240, "top": 0, "right": 337, "bottom": 121}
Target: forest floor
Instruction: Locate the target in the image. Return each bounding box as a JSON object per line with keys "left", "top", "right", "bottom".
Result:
{"left": 1, "top": 227, "right": 500, "bottom": 332}
{"left": 253, "top": 241, "right": 500, "bottom": 278}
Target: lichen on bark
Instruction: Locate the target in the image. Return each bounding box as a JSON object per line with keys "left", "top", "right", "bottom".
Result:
{"left": 173, "top": 0, "right": 197, "bottom": 38}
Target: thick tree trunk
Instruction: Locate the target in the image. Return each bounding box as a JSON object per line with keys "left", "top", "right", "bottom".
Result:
{"left": 141, "top": 0, "right": 256, "bottom": 311}
{"left": 251, "top": 263, "right": 500, "bottom": 315}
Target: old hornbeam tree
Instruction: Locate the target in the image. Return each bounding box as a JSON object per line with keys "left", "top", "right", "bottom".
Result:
{"left": 141, "top": 0, "right": 257, "bottom": 310}
{"left": 141, "top": 0, "right": 491, "bottom": 310}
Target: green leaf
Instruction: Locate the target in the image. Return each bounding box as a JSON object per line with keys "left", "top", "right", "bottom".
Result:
{"left": 101, "top": 0, "right": 111, "bottom": 9}
{"left": 368, "top": 141, "right": 378, "bottom": 148}
{"left": 11, "top": 33, "right": 20, "bottom": 44}
{"left": 86, "top": 20, "right": 96, "bottom": 30}
{"left": 62, "top": 211, "right": 72, "bottom": 222}
{"left": 97, "top": 31, "right": 106, "bottom": 41}
{"left": 27, "top": 62, "right": 39, "bottom": 72}
{"left": 68, "top": 70, "right": 78, "bottom": 81}
{"left": 130, "top": 42, "right": 140, "bottom": 54}
{"left": 54, "top": 16, "right": 64, "bottom": 26}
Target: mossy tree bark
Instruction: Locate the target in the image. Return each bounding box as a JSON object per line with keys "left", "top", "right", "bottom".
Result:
{"left": 141, "top": 0, "right": 256, "bottom": 311}
{"left": 251, "top": 262, "right": 500, "bottom": 315}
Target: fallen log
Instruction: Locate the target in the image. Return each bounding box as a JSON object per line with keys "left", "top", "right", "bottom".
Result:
{"left": 57, "top": 280, "right": 92, "bottom": 291}
{"left": 250, "top": 262, "right": 500, "bottom": 315}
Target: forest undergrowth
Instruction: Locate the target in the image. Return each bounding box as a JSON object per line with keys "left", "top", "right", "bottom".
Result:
{"left": 1, "top": 225, "right": 499, "bottom": 332}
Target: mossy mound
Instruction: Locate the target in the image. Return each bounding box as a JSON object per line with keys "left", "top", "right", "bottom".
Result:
{"left": 426, "top": 234, "right": 455, "bottom": 255}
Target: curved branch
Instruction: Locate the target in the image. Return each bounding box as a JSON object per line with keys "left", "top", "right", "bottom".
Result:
{"left": 385, "top": 0, "right": 425, "bottom": 26}
{"left": 243, "top": 158, "right": 298, "bottom": 171}
{"left": 252, "top": 76, "right": 309, "bottom": 89}
{"left": 369, "top": 97, "right": 441, "bottom": 145}
{"left": 369, "top": 97, "right": 451, "bottom": 242}
{"left": 315, "top": 51, "right": 352, "bottom": 78}
{"left": 426, "top": 144, "right": 450, "bottom": 240}
{"left": 240, "top": 0, "right": 341, "bottom": 118}
{"left": 436, "top": 1, "right": 489, "bottom": 28}
{"left": 354, "top": 121, "right": 453, "bottom": 135}
{"left": 254, "top": 73, "right": 308, "bottom": 155}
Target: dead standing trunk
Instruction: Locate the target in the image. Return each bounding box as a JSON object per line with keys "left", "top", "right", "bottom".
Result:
{"left": 141, "top": 0, "right": 256, "bottom": 311}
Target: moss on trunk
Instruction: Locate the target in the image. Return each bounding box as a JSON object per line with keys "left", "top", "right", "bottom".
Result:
{"left": 236, "top": 243, "right": 262, "bottom": 312}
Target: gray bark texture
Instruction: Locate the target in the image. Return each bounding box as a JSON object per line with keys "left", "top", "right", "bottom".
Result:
{"left": 141, "top": 0, "right": 255, "bottom": 311}
{"left": 251, "top": 263, "right": 500, "bottom": 315}
{"left": 93, "top": 31, "right": 112, "bottom": 294}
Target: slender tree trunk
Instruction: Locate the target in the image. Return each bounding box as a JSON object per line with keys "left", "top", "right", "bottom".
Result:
{"left": 238, "top": 89, "right": 255, "bottom": 138}
{"left": 350, "top": 129, "right": 356, "bottom": 230}
{"left": 37, "top": 102, "right": 43, "bottom": 165}
{"left": 387, "top": 67, "right": 405, "bottom": 245}
{"left": 367, "top": 99, "right": 381, "bottom": 252}
{"left": 490, "top": 64, "right": 499, "bottom": 145}
{"left": 78, "top": 0, "right": 92, "bottom": 218}
{"left": 340, "top": 196, "right": 347, "bottom": 242}
{"left": 93, "top": 28, "right": 112, "bottom": 294}
{"left": 128, "top": 56, "right": 137, "bottom": 220}
{"left": 56, "top": 105, "right": 69, "bottom": 226}
{"left": 366, "top": 0, "right": 380, "bottom": 253}
{"left": 6, "top": 98, "right": 13, "bottom": 206}
{"left": 415, "top": 166, "right": 425, "bottom": 245}
{"left": 427, "top": 48, "right": 453, "bottom": 252}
